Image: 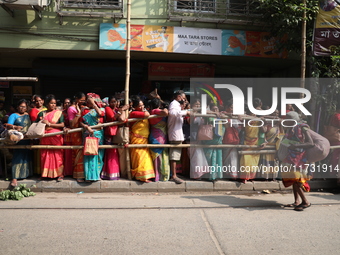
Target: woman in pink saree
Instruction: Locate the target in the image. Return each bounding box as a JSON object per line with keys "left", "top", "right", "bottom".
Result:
{"left": 36, "top": 94, "right": 65, "bottom": 181}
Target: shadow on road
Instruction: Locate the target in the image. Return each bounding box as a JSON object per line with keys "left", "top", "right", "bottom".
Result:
{"left": 181, "top": 194, "right": 284, "bottom": 211}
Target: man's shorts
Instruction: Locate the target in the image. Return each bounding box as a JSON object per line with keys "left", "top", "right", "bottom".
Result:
{"left": 169, "top": 141, "right": 182, "bottom": 161}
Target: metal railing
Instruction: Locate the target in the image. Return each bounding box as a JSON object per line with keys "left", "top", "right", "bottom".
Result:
{"left": 61, "top": 0, "right": 122, "bottom": 9}
{"left": 55, "top": 0, "right": 123, "bottom": 24}
{"left": 168, "top": 0, "right": 260, "bottom": 23}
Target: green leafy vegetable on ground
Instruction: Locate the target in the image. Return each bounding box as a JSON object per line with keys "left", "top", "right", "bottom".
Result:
{"left": 0, "top": 184, "right": 36, "bottom": 201}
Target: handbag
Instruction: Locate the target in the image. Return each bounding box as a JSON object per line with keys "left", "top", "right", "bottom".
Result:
{"left": 197, "top": 124, "right": 213, "bottom": 140}
{"left": 112, "top": 126, "right": 129, "bottom": 144}
{"left": 26, "top": 121, "right": 46, "bottom": 139}
{"left": 323, "top": 125, "right": 340, "bottom": 143}
{"left": 84, "top": 136, "right": 99, "bottom": 155}
{"left": 223, "top": 127, "right": 240, "bottom": 145}
{"left": 1, "top": 129, "right": 24, "bottom": 145}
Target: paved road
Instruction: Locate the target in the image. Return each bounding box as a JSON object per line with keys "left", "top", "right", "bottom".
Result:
{"left": 0, "top": 192, "right": 339, "bottom": 255}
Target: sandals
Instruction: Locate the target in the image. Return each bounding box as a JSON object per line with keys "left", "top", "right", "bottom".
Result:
{"left": 172, "top": 176, "right": 183, "bottom": 184}
{"left": 294, "top": 203, "right": 312, "bottom": 211}
{"left": 284, "top": 203, "right": 299, "bottom": 208}
{"left": 57, "top": 176, "right": 64, "bottom": 182}
{"left": 10, "top": 180, "right": 18, "bottom": 187}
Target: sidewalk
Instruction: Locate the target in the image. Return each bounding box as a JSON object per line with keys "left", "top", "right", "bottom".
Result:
{"left": 0, "top": 177, "right": 338, "bottom": 193}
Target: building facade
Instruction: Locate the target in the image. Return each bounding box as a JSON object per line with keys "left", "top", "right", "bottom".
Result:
{"left": 0, "top": 0, "right": 300, "bottom": 103}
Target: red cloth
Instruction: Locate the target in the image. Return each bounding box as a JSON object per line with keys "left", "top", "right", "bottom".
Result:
{"left": 149, "top": 109, "right": 162, "bottom": 125}
{"left": 105, "top": 107, "right": 117, "bottom": 122}
{"left": 81, "top": 108, "right": 105, "bottom": 123}
{"left": 329, "top": 113, "right": 340, "bottom": 128}
{"left": 29, "top": 108, "right": 39, "bottom": 122}
{"left": 129, "top": 111, "right": 146, "bottom": 127}
{"left": 87, "top": 93, "right": 104, "bottom": 108}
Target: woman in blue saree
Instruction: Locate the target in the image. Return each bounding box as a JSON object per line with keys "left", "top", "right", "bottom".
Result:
{"left": 202, "top": 104, "right": 225, "bottom": 181}
{"left": 6, "top": 99, "right": 32, "bottom": 186}
{"left": 80, "top": 93, "right": 105, "bottom": 181}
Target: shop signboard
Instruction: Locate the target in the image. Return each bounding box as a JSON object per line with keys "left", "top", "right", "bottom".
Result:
{"left": 99, "top": 24, "right": 285, "bottom": 59}
{"left": 148, "top": 62, "right": 215, "bottom": 81}
{"left": 173, "top": 27, "right": 221, "bottom": 55}
{"left": 313, "top": 1, "right": 340, "bottom": 56}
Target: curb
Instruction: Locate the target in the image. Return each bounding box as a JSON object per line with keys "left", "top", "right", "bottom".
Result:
{"left": 0, "top": 178, "right": 338, "bottom": 193}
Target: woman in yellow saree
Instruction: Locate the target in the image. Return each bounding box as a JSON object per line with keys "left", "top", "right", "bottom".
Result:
{"left": 129, "top": 98, "right": 155, "bottom": 182}
{"left": 239, "top": 100, "right": 266, "bottom": 182}
{"left": 258, "top": 110, "right": 284, "bottom": 180}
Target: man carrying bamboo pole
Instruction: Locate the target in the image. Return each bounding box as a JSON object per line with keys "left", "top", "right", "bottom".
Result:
{"left": 168, "top": 91, "right": 190, "bottom": 184}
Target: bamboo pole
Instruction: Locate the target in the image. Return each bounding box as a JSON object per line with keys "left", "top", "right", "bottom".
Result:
{"left": 0, "top": 115, "right": 162, "bottom": 141}
{"left": 0, "top": 114, "right": 281, "bottom": 141}
{"left": 300, "top": 0, "right": 306, "bottom": 93}
{"left": 0, "top": 77, "right": 38, "bottom": 82}
{"left": 125, "top": 0, "right": 132, "bottom": 180}
{"left": 192, "top": 114, "right": 282, "bottom": 122}
{"left": 238, "top": 150, "right": 276, "bottom": 155}
{"left": 0, "top": 144, "right": 276, "bottom": 149}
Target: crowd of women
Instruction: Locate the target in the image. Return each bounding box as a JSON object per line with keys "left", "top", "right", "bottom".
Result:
{"left": 0, "top": 91, "right": 338, "bottom": 211}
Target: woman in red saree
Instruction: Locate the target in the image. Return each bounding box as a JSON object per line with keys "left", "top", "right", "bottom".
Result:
{"left": 29, "top": 94, "right": 47, "bottom": 175}
{"left": 101, "top": 96, "right": 128, "bottom": 180}
{"left": 36, "top": 94, "right": 65, "bottom": 181}
{"left": 281, "top": 111, "right": 313, "bottom": 211}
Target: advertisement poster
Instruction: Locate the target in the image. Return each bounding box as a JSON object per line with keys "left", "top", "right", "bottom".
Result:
{"left": 100, "top": 23, "right": 127, "bottom": 50}
{"left": 222, "top": 30, "right": 246, "bottom": 56}
{"left": 313, "top": 0, "right": 340, "bottom": 56}
{"left": 142, "top": 25, "right": 174, "bottom": 52}
{"left": 173, "top": 27, "right": 221, "bottom": 55}
{"left": 259, "top": 32, "right": 284, "bottom": 58}
{"left": 245, "top": 31, "right": 262, "bottom": 57}
{"left": 99, "top": 23, "right": 285, "bottom": 58}
{"left": 100, "top": 24, "right": 174, "bottom": 52}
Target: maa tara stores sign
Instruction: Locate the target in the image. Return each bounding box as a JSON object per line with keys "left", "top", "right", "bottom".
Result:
{"left": 148, "top": 62, "right": 215, "bottom": 81}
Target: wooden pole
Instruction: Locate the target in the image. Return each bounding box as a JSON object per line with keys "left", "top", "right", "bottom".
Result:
{"left": 300, "top": 0, "right": 307, "bottom": 93}
{"left": 0, "top": 144, "right": 276, "bottom": 149}
{"left": 0, "top": 77, "right": 38, "bottom": 82}
{"left": 0, "top": 114, "right": 282, "bottom": 141}
{"left": 238, "top": 150, "right": 276, "bottom": 155}
{"left": 125, "top": 0, "right": 132, "bottom": 180}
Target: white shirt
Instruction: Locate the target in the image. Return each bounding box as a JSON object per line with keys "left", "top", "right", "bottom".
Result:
{"left": 168, "top": 99, "right": 188, "bottom": 142}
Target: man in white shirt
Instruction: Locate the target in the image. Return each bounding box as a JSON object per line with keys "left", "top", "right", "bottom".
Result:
{"left": 168, "top": 91, "right": 190, "bottom": 184}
